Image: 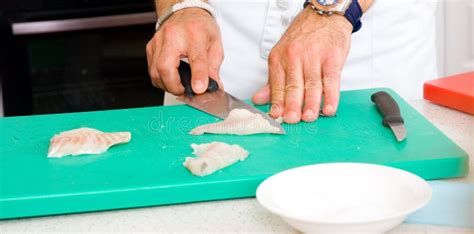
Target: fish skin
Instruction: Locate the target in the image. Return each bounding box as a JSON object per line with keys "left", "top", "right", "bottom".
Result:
{"left": 47, "top": 127, "right": 131, "bottom": 158}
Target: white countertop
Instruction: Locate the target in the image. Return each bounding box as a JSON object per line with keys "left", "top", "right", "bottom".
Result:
{"left": 1, "top": 100, "right": 473, "bottom": 233}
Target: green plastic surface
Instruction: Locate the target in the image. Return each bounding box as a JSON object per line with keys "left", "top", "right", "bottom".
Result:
{"left": 0, "top": 88, "right": 469, "bottom": 219}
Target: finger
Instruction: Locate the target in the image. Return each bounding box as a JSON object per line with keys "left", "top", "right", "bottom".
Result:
{"left": 188, "top": 39, "right": 210, "bottom": 94}
{"left": 321, "top": 58, "right": 342, "bottom": 116}
{"left": 156, "top": 38, "right": 185, "bottom": 95}
{"left": 207, "top": 37, "right": 224, "bottom": 86}
{"left": 252, "top": 84, "right": 270, "bottom": 105}
{"left": 283, "top": 58, "right": 304, "bottom": 124}
{"left": 268, "top": 53, "right": 285, "bottom": 118}
{"left": 302, "top": 60, "right": 323, "bottom": 122}
{"left": 147, "top": 36, "right": 165, "bottom": 90}
{"left": 146, "top": 40, "right": 154, "bottom": 70}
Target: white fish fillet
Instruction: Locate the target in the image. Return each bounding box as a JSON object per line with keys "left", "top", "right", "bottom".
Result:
{"left": 183, "top": 142, "right": 249, "bottom": 176}
{"left": 190, "top": 109, "right": 280, "bottom": 135}
{"left": 47, "top": 127, "right": 131, "bottom": 158}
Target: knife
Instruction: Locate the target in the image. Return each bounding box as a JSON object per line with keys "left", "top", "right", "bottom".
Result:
{"left": 176, "top": 60, "right": 285, "bottom": 134}
{"left": 371, "top": 91, "right": 406, "bottom": 142}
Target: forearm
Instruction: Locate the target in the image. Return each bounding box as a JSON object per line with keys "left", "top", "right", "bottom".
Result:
{"left": 359, "top": 0, "right": 374, "bottom": 13}
{"left": 155, "top": 0, "right": 209, "bottom": 16}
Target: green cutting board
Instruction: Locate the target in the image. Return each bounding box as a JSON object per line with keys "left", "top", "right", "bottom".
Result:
{"left": 0, "top": 88, "right": 468, "bottom": 219}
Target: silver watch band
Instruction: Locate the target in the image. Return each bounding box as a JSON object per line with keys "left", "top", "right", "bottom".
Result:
{"left": 155, "top": 0, "right": 215, "bottom": 31}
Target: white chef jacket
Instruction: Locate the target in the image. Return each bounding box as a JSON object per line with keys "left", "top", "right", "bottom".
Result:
{"left": 164, "top": 0, "right": 438, "bottom": 105}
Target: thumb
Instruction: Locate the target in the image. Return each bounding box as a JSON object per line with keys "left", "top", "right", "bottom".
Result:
{"left": 252, "top": 84, "right": 271, "bottom": 105}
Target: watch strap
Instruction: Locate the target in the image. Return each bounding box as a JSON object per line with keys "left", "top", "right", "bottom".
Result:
{"left": 344, "top": 0, "right": 363, "bottom": 33}
{"left": 303, "top": 0, "right": 363, "bottom": 33}
{"left": 304, "top": 0, "right": 311, "bottom": 8}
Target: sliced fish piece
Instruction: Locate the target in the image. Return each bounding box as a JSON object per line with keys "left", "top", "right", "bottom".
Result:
{"left": 183, "top": 142, "right": 249, "bottom": 177}
{"left": 47, "top": 127, "right": 131, "bottom": 158}
{"left": 190, "top": 109, "right": 281, "bottom": 135}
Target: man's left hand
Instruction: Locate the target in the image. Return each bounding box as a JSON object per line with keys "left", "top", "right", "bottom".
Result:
{"left": 252, "top": 7, "right": 353, "bottom": 124}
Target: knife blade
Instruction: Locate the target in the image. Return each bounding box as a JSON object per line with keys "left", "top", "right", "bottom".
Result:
{"left": 176, "top": 60, "right": 285, "bottom": 134}
{"left": 371, "top": 91, "right": 406, "bottom": 142}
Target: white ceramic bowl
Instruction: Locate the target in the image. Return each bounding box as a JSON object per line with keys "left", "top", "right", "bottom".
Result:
{"left": 256, "top": 163, "right": 432, "bottom": 234}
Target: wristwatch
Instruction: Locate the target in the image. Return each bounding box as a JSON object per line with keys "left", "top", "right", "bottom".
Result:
{"left": 306, "top": 0, "right": 351, "bottom": 16}
{"left": 304, "top": 0, "right": 363, "bottom": 33}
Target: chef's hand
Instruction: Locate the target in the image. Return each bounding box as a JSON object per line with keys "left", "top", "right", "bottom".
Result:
{"left": 146, "top": 8, "right": 224, "bottom": 95}
{"left": 252, "top": 8, "right": 352, "bottom": 124}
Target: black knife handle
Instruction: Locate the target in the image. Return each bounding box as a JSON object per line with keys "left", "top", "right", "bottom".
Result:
{"left": 178, "top": 60, "right": 219, "bottom": 97}
{"left": 371, "top": 91, "right": 404, "bottom": 127}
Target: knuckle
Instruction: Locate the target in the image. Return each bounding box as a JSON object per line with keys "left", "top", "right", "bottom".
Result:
{"left": 269, "top": 71, "right": 285, "bottom": 82}
{"left": 305, "top": 72, "right": 322, "bottom": 90}
{"left": 186, "top": 22, "right": 203, "bottom": 36}
{"left": 151, "top": 80, "right": 160, "bottom": 89}
{"left": 145, "top": 41, "right": 152, "bottom": 53}
{"left": 327, "top": 49, "right": 341, "bottom": 58}
{"left": 156, "top": 62, "right": 169, "bottom": 75}
{"left": 167, "top": 87, "right": 180, "bottom": 95}
{"left": 150, "top": 76, "right": 162, "bottom": 89}
{"left": 322, "top": 60, "right": 342, "bottom": 78}
{"left": 218, "top": 50, "right": 225, "bottom": 62}
{"left": 148, "top": 67, "right": 159, "bottom": 79}
{"left": 323, "top": 69, "right": 341, "bottom": 80}
{"left": 287, "top": 68, "right": 300, "bottom": 79}
{"left": 161, "top": 24, "right": 176, "bottom": 35}
{"left": 305, "top": 79, "right": 322, "bottom": 91}
{"left": 286, "top": 42, "right": 302, "bottom": 57}
{"left": 186, "top": 21, "right": 201, "bottom": 29}
{"left": 324, "top": 51, "right": 344, "bottom": 64}
{"left": 209, "top": 62, "right": 221, "bottom": 72}
{"left": 268, "top": 51, "right": 280, "bottom": 66}
{"left": 326, "top": 65, "right": 341, "bottom": 77}
{"left": 309, "top": 43, "right": 320, "bottom": 53}
{"left": 286, "top": 70, "right": 302, "bottom": 86}
{"left": 285, "top": 83, "right": 303, "bottom": 92}
{"left": 165, "top": 82, "right": 184, "bottom": 95}
{"left": 271, "top": 87, "right": 285, "bottom": 99}
{"left": 208, "top": 63, "right": 221, "bottom": 76}
{"left": 189, "top": 54, "right": 207, "bottom": 65}
{"left": 150, "top": 80, "right": 157, "bottom": 88}
{"left": 322, "top": 75, "right": 339, "bottom": 87}
{"left": 309, "top": 65, "right": 321, "bottom": 74}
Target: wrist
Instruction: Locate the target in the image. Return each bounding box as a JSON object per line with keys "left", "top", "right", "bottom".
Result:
{"left": 333, "top": 14, "right": 353, "bottom": 34}
{"left": 155, "top": 0, "right": 215, "bottom": 31}
{"left": 156, "top": 0, "right": 211, "bottom": 16}
{"left": 302, "top": 7, "right": 352, "bottom": 35}
{"left": 156, "top": 0, "right": 181, "bottom": 17}
{"left": 358, "top": 0, "right": 374, "bottom": 13}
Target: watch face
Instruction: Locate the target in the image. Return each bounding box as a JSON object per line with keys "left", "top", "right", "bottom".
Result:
{"left": 311, "top": 0, "right": 351, "bottom": 14}
{"left": 316, "top": 0, "right": 340, "bottom": 6}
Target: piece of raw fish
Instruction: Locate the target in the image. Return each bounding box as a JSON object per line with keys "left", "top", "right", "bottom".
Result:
{"left": 47, "top": 127, "right": 131, "bottom": 158}
{"left": 190, "top": 109, "right": 280, "bottom": 135}
{"left": 183, "top": 142, "right": 249, "bottom": 176}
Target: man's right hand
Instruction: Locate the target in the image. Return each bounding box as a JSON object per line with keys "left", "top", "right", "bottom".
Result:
{"left": 146, "top": 8, "right": 224, "bottom": 95}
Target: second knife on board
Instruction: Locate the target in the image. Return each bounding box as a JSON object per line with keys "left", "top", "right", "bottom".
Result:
{"left": 371, "top": 91, "right": 407, "bottom": 142}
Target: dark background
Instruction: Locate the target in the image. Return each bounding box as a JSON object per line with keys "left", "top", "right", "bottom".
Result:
{"left": 1, "top": 0, "right": 165, "bottom": 117}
